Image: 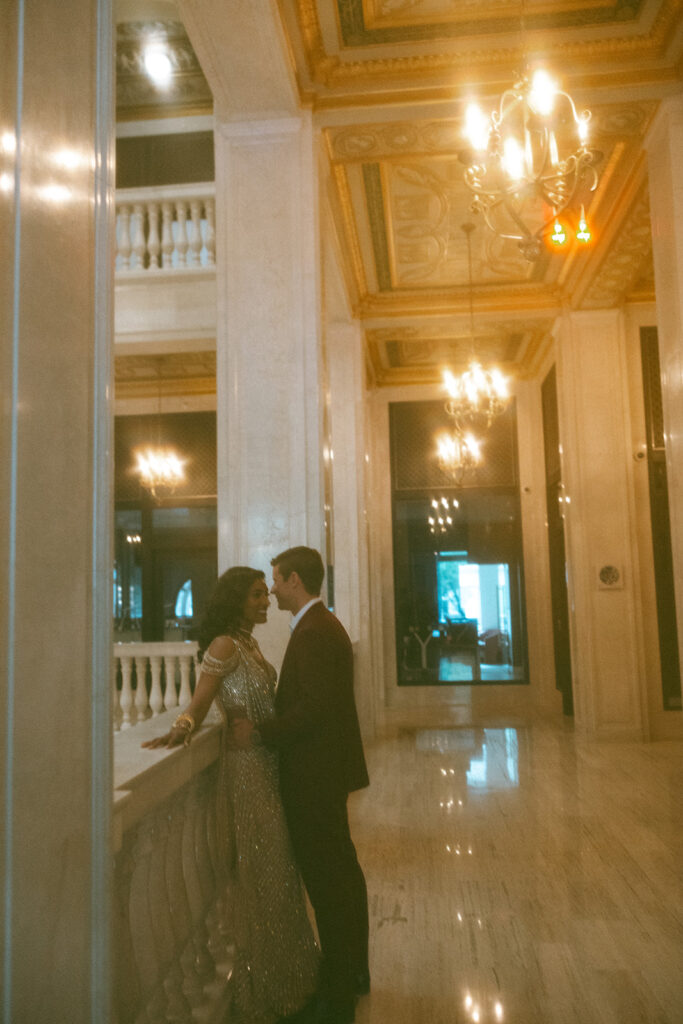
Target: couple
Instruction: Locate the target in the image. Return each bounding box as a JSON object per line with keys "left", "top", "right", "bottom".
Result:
{"left": 144, "top": 546, "right": 369, "bottom": 1024}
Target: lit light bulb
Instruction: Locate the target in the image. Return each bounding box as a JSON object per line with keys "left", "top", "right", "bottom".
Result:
{"left": 503, "top": 137, "right": 525, "bottom": 180}
{"left": 576, "top": 205, "right": 591, "bottom": 243}
{"left": 578, "top": 114, "right": 590, "bottom": 144}
{"left": 549, "top": 131, "right": 559, "bottom": 167}
{"left": 551, "top": 220, "right": 567, "bottom": 247}
{"left": 143, "top": 45, "right": 173, "bottom": 86}
{"left": 529, "top": 69, "right": 557, "bottom": 116}
{"left": 465, "top": 102, "right": 489, "bottom": 152}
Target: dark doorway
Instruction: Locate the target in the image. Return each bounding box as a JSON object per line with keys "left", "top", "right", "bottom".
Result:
{"left": 640, "top": 328, "right": 682, "bottom": 710}
{"left": 542, "top": 367, "right": 574, "bottom": 715}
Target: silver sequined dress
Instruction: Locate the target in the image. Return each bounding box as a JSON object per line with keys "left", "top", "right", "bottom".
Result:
{"left": 201, "top": 638, "right": 318, "bottom": 1023}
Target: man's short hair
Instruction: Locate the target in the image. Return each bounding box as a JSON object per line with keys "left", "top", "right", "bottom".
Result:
{"left": 271, "top": 546, "right": 325, "bottom": 596}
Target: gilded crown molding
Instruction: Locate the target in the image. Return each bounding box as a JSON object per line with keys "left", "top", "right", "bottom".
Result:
{"left": 358, "top": 285, "right": 564, "bottom": 319}
{"left": 332, "top": 164, "right": 370, "bottom": 303}
{"left": 581, "top": 188, "right": 653, "bottom": 308}
{"left": 115, "top": 351, "right": 217, "bottom": 399}
{"left": 290, "top": 0, "right": 682, "bottom": 100}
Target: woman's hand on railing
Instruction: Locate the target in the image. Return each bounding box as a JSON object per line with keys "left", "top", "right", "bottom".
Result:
{"left": 141, "top": 724, "right": 189, "bottom": 749}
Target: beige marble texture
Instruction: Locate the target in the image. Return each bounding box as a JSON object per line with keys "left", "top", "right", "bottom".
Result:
{"left": 350, "top": 716, "right": 683, "bottom": 1024}
{"left": 0, "top": 0, "right": 114, "bottom": 1020}
{"left": 645, "top": 97, "right": 683, "bottom": 701}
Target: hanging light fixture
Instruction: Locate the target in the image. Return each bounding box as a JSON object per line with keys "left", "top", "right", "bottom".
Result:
{"left": 133, "top": 357, "right": 186, "bottom": 500}
{"left": 442, "top": 223, "right": 510, "bottom": 435}
{"left": 436, "top": 431, "right": 482, "bottom": 485}
{"left": 460, "top": 68, "right": 599, "bottom": 261}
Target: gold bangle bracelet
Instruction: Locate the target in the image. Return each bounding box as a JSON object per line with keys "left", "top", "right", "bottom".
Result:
{"left": 173, "top": 713, "right": 195, "bottom": 733}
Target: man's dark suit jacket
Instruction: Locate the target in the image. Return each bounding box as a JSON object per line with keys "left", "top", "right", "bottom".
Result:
{"left": 258, "top": 601, "right": 369, "bottom": 804}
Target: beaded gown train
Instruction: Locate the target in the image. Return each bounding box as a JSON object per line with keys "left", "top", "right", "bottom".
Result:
{"left": 201, "top": 637, "right": 319, "bottom": 1023}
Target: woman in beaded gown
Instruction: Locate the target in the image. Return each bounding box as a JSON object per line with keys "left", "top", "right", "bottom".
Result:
{"left": 143, "top": 566, "right": 319, "bottom": 1023}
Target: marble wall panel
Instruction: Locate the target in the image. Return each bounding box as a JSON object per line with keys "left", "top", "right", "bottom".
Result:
{"left": 0, "top": 0, "right": 114, "bottom": 1019}
{"left": 645, "top": 96, "right": 683, "bottom": 709}
{"left": 556, "top": 311, "right": 645, "bottom": 738}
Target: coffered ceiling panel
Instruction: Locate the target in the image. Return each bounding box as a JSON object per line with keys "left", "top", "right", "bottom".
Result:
{"left": 275, "top": 0, "right": 680, "bottom": 384}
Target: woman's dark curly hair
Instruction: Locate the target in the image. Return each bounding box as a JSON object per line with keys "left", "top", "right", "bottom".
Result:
{"left": 197, "top": 566, "right": 265, "bottom": 662}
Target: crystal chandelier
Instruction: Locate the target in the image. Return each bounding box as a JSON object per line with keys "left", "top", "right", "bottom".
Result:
{"left": 133, "top": 357, "right": 186, "bottom": 499}
{"left": 134, "top": 447, "right": 185, "bottom": 499}
{"left": 461, "top": 68, "right": 598, "bottom": 261}
{"left": 442, "top": 223, "right": 510, "bottom": 434}
{"left": 436, "top": 431, "right": 482, "bottom": 485}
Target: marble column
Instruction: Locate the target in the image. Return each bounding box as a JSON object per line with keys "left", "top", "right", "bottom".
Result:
{"left": 554, "top": 311, "right": 645, "bottom": 739}
{"left": 213, "top": 114, "right": 323, "bottom": 667}
{"left": 644, "top": 95, "right": 683, "bottom": 691}
{"left": 0, "top": 0, "right": 114, "bottom": 1021}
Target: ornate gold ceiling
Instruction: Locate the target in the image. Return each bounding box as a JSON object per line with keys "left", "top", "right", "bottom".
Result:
{"left": 116, "top": 18, "right": 212, "bottom": 120}
{"left": 277, "top": 0, "right": 681, "bottom": 384}
{"left": 115, "top": 1, "right": 682, "bottom": 388}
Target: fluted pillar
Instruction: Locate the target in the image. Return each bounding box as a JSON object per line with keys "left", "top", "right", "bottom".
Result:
{"left": 554, "top": 311, "right": 645, "bottom": 739}
{"left": 0, "top": 0, "right": 114, "bottom": 1020}
{"left": 213, "top": 114, "right": 323, "bottom": 666}
{"left": 644, "top": 95, "right": 683, "bottom": 693}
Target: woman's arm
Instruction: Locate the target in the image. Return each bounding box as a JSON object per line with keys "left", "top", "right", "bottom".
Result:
{"left": 142, "top": 635, "right": 236, "bottom": 749}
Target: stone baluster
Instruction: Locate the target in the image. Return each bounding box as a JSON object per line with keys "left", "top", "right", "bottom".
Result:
{"left": 175, "top": 200, "right": 189, "bottom": 267}
{"left": 204, "top": 766, "right": 233, "bottom": 970}
{"left": 130, "top": 202, "right": 146, "bottom": 270}
{"left": 147, "top": 201, "right": 161, "bottom": 269}
{"left": 181, "top": 783, "right": 216, "bottom": 993}
{"left": 112, "top": 657, "right": 121, "bottom": 732}
{"left": 113, "top": 840, "right": 142, "bottom": 1024}
{"left": 165, "top": 798, "right": 204, "bottom": 1011}
{"left": 119, "top": 655, "right": 134, "bottom": 729}
{"left": 128, "top": 816, "right": 169, "bottom": 1023}
{"left": 161, "top": 201, "right": 175, "bottom": 268}
{"left": 188, "top": 199, "right": 203, "bottom": 266}
{"left": 117, "top": 203, "right": 132, "bottom": 270}
{"left": 204, "top": 197, "right": 216, "bottom": 266}
{"left": 134, "top": 656, "right": 149, "bottom": 724}
{"left": 149, "top": 655, "right": 164, "bottom": 716}
{"left": 164, "top": 655, "right": 179, "bottom": 712}
{"left": 149, "top": 814, "right": 192, "bottom": 1022}
{"left": 179, "top": 655, "right": 193, "bottom": 707}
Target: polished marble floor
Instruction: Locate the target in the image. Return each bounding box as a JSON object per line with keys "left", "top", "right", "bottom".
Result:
{"left": 348, "top": 715, "right": 683, "bottom": 1024}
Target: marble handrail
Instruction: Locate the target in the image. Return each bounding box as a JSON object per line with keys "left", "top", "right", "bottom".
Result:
{"left": 114, "top": 713, "right": 232, "bottom": 1024}
{"left": 113, "top": 642, "right": 199, "bottom": 731}
{"left": 116, "top": 183, "right": 216, "bottom": 273}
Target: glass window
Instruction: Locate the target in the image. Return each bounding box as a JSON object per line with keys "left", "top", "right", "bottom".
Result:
{"left": 390, "top": 400, "right": 527, "bottom": 686}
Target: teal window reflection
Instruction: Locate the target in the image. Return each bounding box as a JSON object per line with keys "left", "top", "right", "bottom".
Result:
{"left": 466, "top": 729, "right": 519, "bottom": 789}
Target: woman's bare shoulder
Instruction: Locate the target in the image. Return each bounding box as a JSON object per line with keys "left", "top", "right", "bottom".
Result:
{"left": 207, "top": 634, "right": 237, "bottom": 660}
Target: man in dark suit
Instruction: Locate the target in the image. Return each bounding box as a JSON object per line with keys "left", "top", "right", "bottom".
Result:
{"left": 232, "top": 546, "right": 369, "bottom": 1024}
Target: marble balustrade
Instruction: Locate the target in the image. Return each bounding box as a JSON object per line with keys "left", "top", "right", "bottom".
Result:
{"left": 115, "top": 183, "right": 216, "bottom": 272}
{"left": 114, "top": 714, "right": 233, "bottom": 1024}
{"left": 114, "top": 642, "right": 199, "bottom": 730}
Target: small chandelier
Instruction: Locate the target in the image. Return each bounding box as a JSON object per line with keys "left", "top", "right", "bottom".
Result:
{"left": 132, "top": 356, "right": 186, "bottom": 500}
{"left": 436, "top": 431, "right": 482, "bottom": 485}
{"left": 461, "top": 68, "right": 598, "bottom": 261}
{"left": 442, "top": 223, "right": 510, "bottom": 434}
{"left": 134, "top": 447, "right": 185, "bottom": 499}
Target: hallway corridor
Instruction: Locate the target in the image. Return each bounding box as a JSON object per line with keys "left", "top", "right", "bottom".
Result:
{"left": 349, "top": 716, "right": 682, "bottom": 1024}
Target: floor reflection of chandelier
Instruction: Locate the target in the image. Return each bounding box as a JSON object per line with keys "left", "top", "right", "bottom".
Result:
{"left": 460, "top": 68, "right": 598, "bottom": 261}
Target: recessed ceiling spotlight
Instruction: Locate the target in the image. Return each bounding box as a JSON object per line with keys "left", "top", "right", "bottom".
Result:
{"left": 143, "top": 45, "right": 173, "bottom": 87}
